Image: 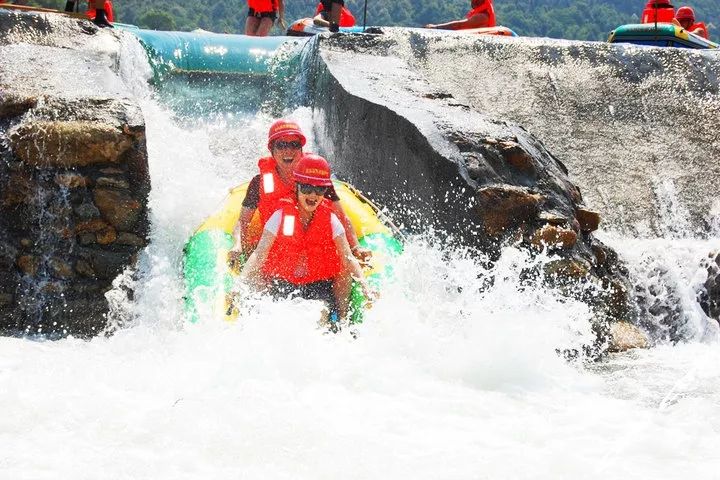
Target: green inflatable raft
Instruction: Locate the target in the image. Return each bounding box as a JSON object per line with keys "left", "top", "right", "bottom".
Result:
{"left": 182, "top": 180, "right": 403, "bottom": 324}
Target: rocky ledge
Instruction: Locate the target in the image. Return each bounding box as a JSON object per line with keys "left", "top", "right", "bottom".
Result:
{"left": 0, "top": 9, "right": 149, "bottom": 337}
{"left": 307, "top": 32, "right": 646, "bottom": 353}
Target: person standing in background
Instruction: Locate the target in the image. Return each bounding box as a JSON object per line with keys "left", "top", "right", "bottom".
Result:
{"left": 64, "top": 0, "right": 113, "bottom": 28}
{"left": 245, "top": 0, "right": 286, "bottom": 36}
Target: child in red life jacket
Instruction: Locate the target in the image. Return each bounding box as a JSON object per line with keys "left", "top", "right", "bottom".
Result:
{"left": 239, "top": 154, "right": 374, "bottom": 323}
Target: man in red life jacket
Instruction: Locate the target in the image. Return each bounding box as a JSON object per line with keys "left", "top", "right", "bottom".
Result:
{"left": 674, "top": 6, "right": 709, "bottom": 39}
{"left": 64, "top": 0, "right": 112, "bottom": 28}
{"left": 313, "top": 0, "right": 356, "bottom": 28}
{"left": 228, "top": 119, "right": 369, "bottom": 268}
{"left": 246, "top": 0, "right": 286, "bottom": 36}
{"left": 239, "top": 154, "right": 373, "bottom": 322}
{"left": 641, "top": 0, "right": 676, "bottom": 24}
{"left": 425, "top": 0, "right": 496, "bottom": 30}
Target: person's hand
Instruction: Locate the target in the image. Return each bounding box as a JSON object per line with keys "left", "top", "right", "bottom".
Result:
{"left": 227, "top": 249, "right": 245, "bottom": 273}
{"left": 360, "top": 282, "right": 379, "bottom": 307}
{"left": 352, "top": 246, "right": 373, "bottom": 267}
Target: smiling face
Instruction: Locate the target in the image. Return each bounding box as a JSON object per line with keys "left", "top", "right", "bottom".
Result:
{"left": 271, "top": 135, "right": 304, "bottom": 179}
{"left": 296, "top": 183, "right": 328, "bottom": 214}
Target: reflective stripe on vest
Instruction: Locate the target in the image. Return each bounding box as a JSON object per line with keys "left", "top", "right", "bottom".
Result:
{"left": 282, "top": 215, "right": 295, "bottom": 236}
{"left": 262, "top": 173, "right": 275, "bottom": 194}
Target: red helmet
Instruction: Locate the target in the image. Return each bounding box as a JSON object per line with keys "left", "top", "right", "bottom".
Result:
{"left": 293, "top": 153, "right": 333, "bottom": 187}
{"left": 675, "top": 6, "right": 695, "bottom": 21}
{"left": 267, "top": 119, "right": 307, "bottom": 150}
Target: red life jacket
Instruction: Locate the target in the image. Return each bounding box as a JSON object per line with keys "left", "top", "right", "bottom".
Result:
{"left": 248, "top": 0, "right": 277, "bottom": 14}
{"left": 314, "top": 2, "right": 357, "bottom": 27}
{"left": 465, "top": 0, "right": 496, "bottom": 28}
{"left": 87, "top": 0, "right": 114, "bottom": 22}
{"left": 261, "top": 196, "right": 342, "bottom": 284}
{"left": 641, "top": 2, "right": 675, "bottom": 23}
{"left": 690, "top": 21, "right": 709, "bottom": 39}
{"left": 257, "top": 156, "right": 294, "bottom": 227}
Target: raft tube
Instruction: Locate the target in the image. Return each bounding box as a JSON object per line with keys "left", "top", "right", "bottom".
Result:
{"left": 608, "top": 23, "right": 717, "bottom": 49}
{"left": 125, "top": 28, "right": 302, "bottom": 75}
{"left": 286, "top": 17, "right": 380, "bottom": 36}
{"left": 182, "top": 180, "right": 403, "bottom": 324}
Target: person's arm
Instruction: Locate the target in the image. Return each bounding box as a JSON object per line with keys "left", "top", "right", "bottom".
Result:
{"left": 334, "top": 233, "right": 374, "bottom": 300}
{"left": 331, "top": 200, "right": 372, "bottom": 264}
{"left": 228, "top": 206, "right": 257, "bottom": 270}
{"left": 426, "top": 13, "right": 490, "bottom": 30}
{"left": 239, "top": 228, "right": 276, "bottom": 287}
{"left": 313, "top": 13, "right": 330, "bottom": 27}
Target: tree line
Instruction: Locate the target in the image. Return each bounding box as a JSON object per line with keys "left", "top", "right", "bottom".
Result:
{"left": 24, "top": 0, "right": 720, "bottom": 40}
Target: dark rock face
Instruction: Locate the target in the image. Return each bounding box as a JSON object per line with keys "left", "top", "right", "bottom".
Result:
{"left": 0, "top": 9, "right": 149, "bottom": 337}
{"left": 699, "top": 251, "right": 720, "bottom": 323}
{"left": 307, "top": 33, "right": 637, "bottom": 352}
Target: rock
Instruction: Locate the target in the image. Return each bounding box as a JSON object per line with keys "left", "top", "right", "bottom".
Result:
{"left": 96, "top": 225, "right": 117, "bottom": 245}
{"left": 73, "top": 202, "right": 101, "bottom": 220}
{"left": 475, "top": 186, "right": 544, "bottom": 237}
{"left": 0, "top": 293, "right": 13, "bottom": 307}
{"left": 116, "top": 232, "right": 146, "bottom": 247}
{"left": 544, "top": 258, "right": 591, "bottom": 280}
{"left": 538, "top": 210, "right": 570, "bottom": 225}
{"left": 700, "top": 251, "right": 720, "bottom": 321}
{"left": 55, "top": 173, "right": 90, "bottom": 189}
{"left": 530, "top": 224, "right": 577, "bottom": 249}
{"left": 49, "top": 258, "right": 74, "bottom": 280}
{"left": 75, "top": 219, "right": 112, "bottom": 234}
{"left": 500, "top": 141, "right": 537, "bottom": 176}
{"left": 0, "top": 92, "right": 37, "bottom": 119}
{"left": 576, "top": 207, "right": 601, "bottom": 233}
{"left": 92, "top": 188, "right": 142, "bottom": 231}
{"left": 2, "top": 171, "right": 34, "bottom": 207}
{"left": 608, "top": 322, "right": 649, "bottom": 352}
{"left": 75, "top": 259, "right": 96, "bottom": 278}
{"left": 77, "top": 233, "right": 96, "bottom": 246}
{"left": 78, "top": 248, "right": 133, "bottom": 280}
{"left": 16, "top": 255, "right": 39, "bottom": 276}
{"left": 95, "top": 177, "right": 130, "bottom": 189}
{"left": 8, "top": 121, "right": 134, "bottom": 167}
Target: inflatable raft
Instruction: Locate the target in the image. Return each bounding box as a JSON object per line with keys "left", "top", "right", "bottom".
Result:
{"left": 287, "top": 17, "right": 378, "bottom": 36}
{"left": 608, "top": 23, "right": 717, "bottom": 49}
{"left": 182, "top": 180, "right": 402, "bottom": 324}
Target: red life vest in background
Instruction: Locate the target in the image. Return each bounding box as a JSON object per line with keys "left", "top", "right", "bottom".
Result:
{"left": 690, "top": 21, "right": 709, "bottom": 39}
{"left": 314, "top": 2, "right": 356, "bottom": 27}
{"left": 248, "top": 0, "right": 277, "bottom": 14}
{"left": 87, "top": 0, "right": 114, "bottom": 22}
{"left": 261, "top": 197, "right": 342, "bottom": 284}
{"left": 257, "top": 157, "right": 294, "bottom": 227}
{"left": 641, "top": 1, "right": 675, "bottom": 23}
{"left": 465, "top": 0, "right": 496, "bottom": 28}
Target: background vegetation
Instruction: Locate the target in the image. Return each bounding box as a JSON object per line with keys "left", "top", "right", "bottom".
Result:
{"left": 19, "top": 0, "right": 720, "bottom": 40}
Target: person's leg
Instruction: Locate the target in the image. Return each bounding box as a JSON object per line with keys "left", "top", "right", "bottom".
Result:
{"left": 64, "top": 1, "right": 76, "bottom": 12}
{"left": 331, "top": 272, "right": 353, "bottom": 320}
{"left": 245, "top": 11, "right": 260, "bottom": 35}
{"left": 255, "top": 16, "right": 274, "bottom": 36}
{"left": 328, "top": 0, "right": 343, "bottom": 32}
{"left": 92, "top": 0, "right": 112, "bottom": 27}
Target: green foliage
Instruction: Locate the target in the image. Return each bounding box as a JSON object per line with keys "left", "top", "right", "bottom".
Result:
{"left": 22, "top": 0, "right": 720, "bottom": 41}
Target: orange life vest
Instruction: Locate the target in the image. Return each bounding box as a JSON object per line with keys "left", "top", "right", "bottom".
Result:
{"left": 689, "top": 21, "right": 709, "bottom": 39}
{"left": 641, "top": 1, "right": 675, "bottom": 23}
{"left": 261, "top": 197, "right": 342, "bottom": 284}
{"left": 465, "top": 0, "right": 496, "bottom": 28}
{"left": 314, "top": 2, "right": 357, "bottom": 27}
{"left": 248, "top": 0, "right": 277, "bottom": 14}
{"left": 257, "top": 156, "right": 294, "bottom": 227}
{"left": 87, "top": 0, "right": 114, "bottom": 22}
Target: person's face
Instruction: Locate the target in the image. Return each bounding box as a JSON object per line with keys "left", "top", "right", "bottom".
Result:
{"left": 679, "top": 17, "right": 694, "bottom": 29}
{"left": 296, "top": 183, "right": 328, "bottom": 213}
{"left": 271, "top": 135, "right": 303, "bottom": 176}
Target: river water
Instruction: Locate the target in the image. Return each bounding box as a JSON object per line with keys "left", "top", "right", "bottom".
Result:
{"left": 1, "top": 32, "right": 719, "bottom": 480}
